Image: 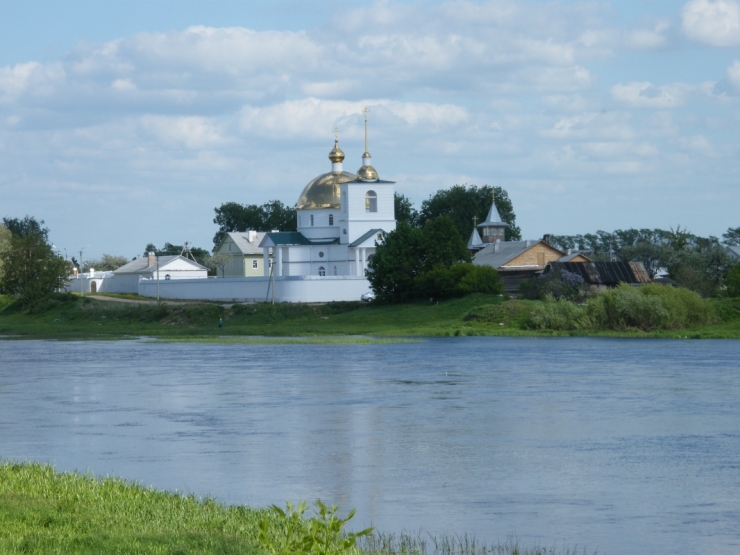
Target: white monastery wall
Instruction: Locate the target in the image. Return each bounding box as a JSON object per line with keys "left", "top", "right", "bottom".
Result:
{"left": 137, "top": 276, "right": 371, "bottom": 303}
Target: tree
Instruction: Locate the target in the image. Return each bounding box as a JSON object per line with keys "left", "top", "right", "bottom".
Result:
{"left": 212, "top": 200, "right": 296, "bottom": 249}
{"left": 0, "top": 228, "right": 69, "bottom": 307}
{"left": 367, "top": 216, "right": 484, "bottom": 302}
{"left": 2, "top": 216, "right": 49, "bottom": 240}
{"left": 394, "top": 193, "right": 419, "bottom": 228}
{"left": 419, "top": 184, "right": 522, "bottom": 242}
{"left": 620, "top": 242, "right": 669, "bottom": 279}
{"left": 726, "top": 263, "right": 740, "bottom": 297}
{"left": 0, "top": 225, "right": 11, "bottom": 281}
{"left": 722, "top": 227, "right": 740, "bottom": 246}
{"left": 142, "top": 243, "right": 210, "bottom": 266}
{"left": 82, "top": 254, "right": 130, "bottom": 272}
{"left": 204, "top": 253, "right": 233, "bottom": 278}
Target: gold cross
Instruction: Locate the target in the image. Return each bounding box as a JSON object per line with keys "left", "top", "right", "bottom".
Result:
{"left": 334, "top": 127, "right": 339, "bottom": 142}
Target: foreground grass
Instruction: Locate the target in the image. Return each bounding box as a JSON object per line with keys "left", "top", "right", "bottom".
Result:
{"left": 0, "top": 292, "right": 738, "bottom": 340}
{"left": 1, "top": 462, "right": 591, "bottom": 555}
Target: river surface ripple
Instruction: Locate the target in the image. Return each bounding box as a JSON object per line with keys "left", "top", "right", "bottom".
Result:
{"left": 1, "top": 337, "right": 739, "bottom": 555}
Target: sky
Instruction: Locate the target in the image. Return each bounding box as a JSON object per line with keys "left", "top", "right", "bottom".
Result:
{"left": 1, "top": 0, "right": 739, "bottom": 261}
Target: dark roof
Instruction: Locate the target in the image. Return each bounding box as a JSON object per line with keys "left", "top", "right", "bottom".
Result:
{"left": 349, "top": 229, "right": 383, "bottom": 248}
{"left": 259, "top": 232, "right": 340, "bottom": 247}
{"left": 546, "top": 261, "right": 651, "bottom": 285}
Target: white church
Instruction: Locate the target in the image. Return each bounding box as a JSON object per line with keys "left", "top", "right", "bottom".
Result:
{"left": 137, "top": 117, "right": 397, "bottom": 302}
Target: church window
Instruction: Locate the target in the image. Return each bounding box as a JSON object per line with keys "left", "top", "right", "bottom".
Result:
{"left": 318, "top": 266, "right": 326, "bottom": 276}
{"left": 252, "top": 260, "right": 258, "bottom": 269}
{"left": 365, "top": 191, "right": 377, "bottom": 212}
{"left": 164, "top": 274, "right": 171, "bottom": 280}
{"left": 333, "top": 266, "right": 337, "bottom": 276}
{"left": 343, "top": 228, "right": 347, "bottom": 235}
{"left": 310, "top": 214, "right": 314, "bottom": 226}
{"left": 329, "top": 214, "right": 334, "bottom": 225}
{"left": 318, "top": 251, "right": 324, "bottom": 258}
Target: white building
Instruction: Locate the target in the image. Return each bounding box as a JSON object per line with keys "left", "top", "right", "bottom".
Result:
{"left": 109, "top": 254, "right": 208, "bottom": 294}
{"left": 63, "top": 269, "right": 115, "bottom": 294}
{"left": 258, "top": 127, "right": 396, "bottom": 279}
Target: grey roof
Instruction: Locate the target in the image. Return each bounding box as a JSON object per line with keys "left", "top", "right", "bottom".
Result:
{"left": 349, "top": 229, "right": 383, "bottom": 248}
{"left": 467, "top": 227, "right": 483, "bottom": 249}
{"left": 259, "top": 232, "right": 339, "bottom": 247}
{"left": 477, "top": 200, "right": 509, "bottom": 228}
{"left": 547, "top": 261, "right": 651, "bottom": 285}
{"left": 473, "top": 240, "right": 562, "bottom": 269}
{"left": 558, "top": 252, "right": 590, "bottom": 262}
{"left": 727, "top": 245, "right": 740, "bottom": 259}
{"left": 112, "top": 255, "right": 207, "bottom": 274}
{"left": 218, "top": 231, "right": 267, "bottom": 255}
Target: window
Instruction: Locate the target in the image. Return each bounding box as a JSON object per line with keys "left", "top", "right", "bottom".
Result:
{"left": 252, "top": 260, "right": 258, "bottom": 269}
{"left": 365, "top": 190, "right": 377, "bottom": 212}
{"left": 318, "top": 266, "right": 326, "bottom": 276}
{"left": 333, "top": 266, "right": 337, "bottom": 276}
{"left": 269, "top": 259, "right": 273, "bottom": 268}
{"left": 318, "top": 251, "right": 324, "bottom": 258}
{"left": 228, "top": 243, "right": 231, "bottom": 251}
{"left": 329, "top": 214, "right": 334, "bottom": 225}
{"left": 537, "top": 252, "right": 545, "bottom": 266}
{"left": 310, "top": 214, "right": 314, "bottom": 226}
{"left": 164, "top": 274, "right": 171, "bottom": 280}
{"left": 343, "top": 228, "right": 347, "bottom": 235}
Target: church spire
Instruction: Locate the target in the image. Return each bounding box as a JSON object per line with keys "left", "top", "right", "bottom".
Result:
{"left": 328, "top": 127, "right": 345, "bottom": 173}
{"left": 357, "top": 107, "right": 379, "bottom": 181}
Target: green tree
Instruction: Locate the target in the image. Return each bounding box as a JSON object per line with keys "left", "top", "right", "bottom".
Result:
{"left": 722, "top": 226, "right": 740, "bottom": 246}
{"left": 2, "top": 216, "right": 49, "bottom": 240}
{"left": 142, "top": 243, "right": 210, "bottom": 266}
{"left": 726, "top": 263, "right": 740, "bottom": 297}
{"left": 393, "top": 193, "right": 419, "bottom": 227}
{"left": 419, "top": 184, "right": 521, "bottom": 242}
{"left": 419, "top": 216, "right": 471, "bottom": 271}
{"left": 82, "top": 254, "right": 130, "bottom": 272}
{"left": 366, "top": 223, "right": 424, "bottom": 302}
{"left": 0, "top": 225, "right": 11, "bottom": 281}
{"left": 0, "top": 229, "right": 69, "bottom": 307}
{"left": 212, "top": 200, "right": 296, "bottom": 248}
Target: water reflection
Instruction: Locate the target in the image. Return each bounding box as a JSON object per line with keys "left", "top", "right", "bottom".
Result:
{"left": 1, "top": 337, "right": 739, "bottom": 555}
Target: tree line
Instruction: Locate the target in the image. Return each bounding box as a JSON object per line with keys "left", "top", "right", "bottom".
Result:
{"left": 550, "top": 225, "right": 740, "bottom": 298}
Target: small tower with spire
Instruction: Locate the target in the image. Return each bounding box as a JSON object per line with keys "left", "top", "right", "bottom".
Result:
{"left": 356, "top": 107, "right": 378, "bottom": 182}
{"left": 477, "top": 192, "right": 509, "bottom": 243}
{"left": 467, "top": 215, "right": 485, "bottom": 252}
{"left": 329, "top": 127, "right": 345, "bottom": 173}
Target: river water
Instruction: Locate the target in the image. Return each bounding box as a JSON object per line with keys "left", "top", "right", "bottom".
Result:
{"left": 1, "top": 337, "right": 739, "bottom": 554}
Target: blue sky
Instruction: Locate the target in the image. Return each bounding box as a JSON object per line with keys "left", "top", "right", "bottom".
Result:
{"left": 1, "top": 0, "right": 739, "bottom": 260}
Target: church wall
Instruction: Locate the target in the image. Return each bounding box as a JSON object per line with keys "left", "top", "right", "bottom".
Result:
{"left": 297, "top": 208, "right": 340, "bottom": 241}
{"left": 339, "top": 182, "right": 395, "bottom": 244}
{"left": 138, "top": 275, "right": 372, "bottom": 303}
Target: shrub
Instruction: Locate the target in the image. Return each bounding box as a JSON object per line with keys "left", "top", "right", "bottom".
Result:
{"left": 527, "top": 295, "right": 590, "bottom": 330}
{"left": 586, "top": 283, "right": 713, "bottom": 331}
{"left": 521, "top": 268, "right": 584, "bottom": 301}
{"left": 415, "top": 264, "right": 503, "bottom": 299}
{"left": 726, "top": 263, "right": 740, "bottom": 298}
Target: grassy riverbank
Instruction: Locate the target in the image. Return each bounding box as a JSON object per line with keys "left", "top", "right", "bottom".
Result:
{"left": 0, "top": 292, "right": 739, "bottom": 339}
{"left": 0, "top": 461, "right": 587, "bottom": 555}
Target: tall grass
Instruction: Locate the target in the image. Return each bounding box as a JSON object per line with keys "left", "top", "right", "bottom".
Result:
{"left": 527, "top": 284, "right": 715, "bottom": 332}
{"left": 1, "top": 461, "right": 592, "bottom": 555}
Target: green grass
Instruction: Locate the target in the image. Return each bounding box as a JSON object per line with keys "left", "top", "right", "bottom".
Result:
{"left": 0, "top": 292, "right": 739, "bottom": 340}
{"left": 0, "top": 461, "right": 592, "bottom": 555}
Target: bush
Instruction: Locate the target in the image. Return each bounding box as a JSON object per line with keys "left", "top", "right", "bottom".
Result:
{"left": 527, "top": 295, "right": 590, "bottom": 331}
{"left": 520, "top": 268, "right": 584, "bottom": 301}
{"left": 726, "top": 263, "right": 740, "bottom": 297}
{"left": 586, "top": 283, "right": 713, "bottom": 331}
{"left": 414, "top": 263, "right": 503, "bottom": 299}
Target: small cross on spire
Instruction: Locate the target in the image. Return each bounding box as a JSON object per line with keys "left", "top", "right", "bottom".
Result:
{"left": 473, "top": 215, "right": 478, "bottom": 226}
{"left": 333, "top": 127, "right": 339, "bottom": 142}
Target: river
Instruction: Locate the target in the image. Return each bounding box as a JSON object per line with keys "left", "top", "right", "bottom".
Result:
{"left": 1, "top": 337, "right": 739, "bottom": 554}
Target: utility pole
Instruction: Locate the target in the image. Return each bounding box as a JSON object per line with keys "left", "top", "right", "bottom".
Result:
{"left": 156, "top": 254, "right": 160, "bottom": 302}
{"left": 79, "top": 247, "right": 86, "bottom": 297}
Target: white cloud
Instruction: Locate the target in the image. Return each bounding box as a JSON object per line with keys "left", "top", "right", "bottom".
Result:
{"left": 728, "top": 60, "right": 740, "bottom": 89}
{"left": 610, "top": 82, "right": 691, "bottom": 109}
{"left": 682, "top": 0, "right": 740, "bottom": 46}
{"left": 239, "top": 98, "right": 468, "bottom": 140}
{"left": 0, "top": 61, "right": 65, "bottom": 103}
{"left": 139, "top": 115, "right": 225, "bottom": 149}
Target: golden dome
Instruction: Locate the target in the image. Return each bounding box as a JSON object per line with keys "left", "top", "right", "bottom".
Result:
{"left": 296, "top": 171, "right": 357, "bottom": 210}
{"left": 356, "top": 164, "right": 378, "bottom": 181}
{"left": 328, "top": 140, "right": 345, "bottom": 163}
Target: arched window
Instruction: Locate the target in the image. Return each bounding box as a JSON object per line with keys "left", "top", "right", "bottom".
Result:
{"left": 318, "top": 266, "right": 326, "bottom": 276}
{"left": 365, "top": 191, "right": 377, "bottom": 213}
{"left": 329, "top": 214, "right": 334, "bottom": 225}
{"left": 310, "top": 214, "right": 314, "bottom": 226}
